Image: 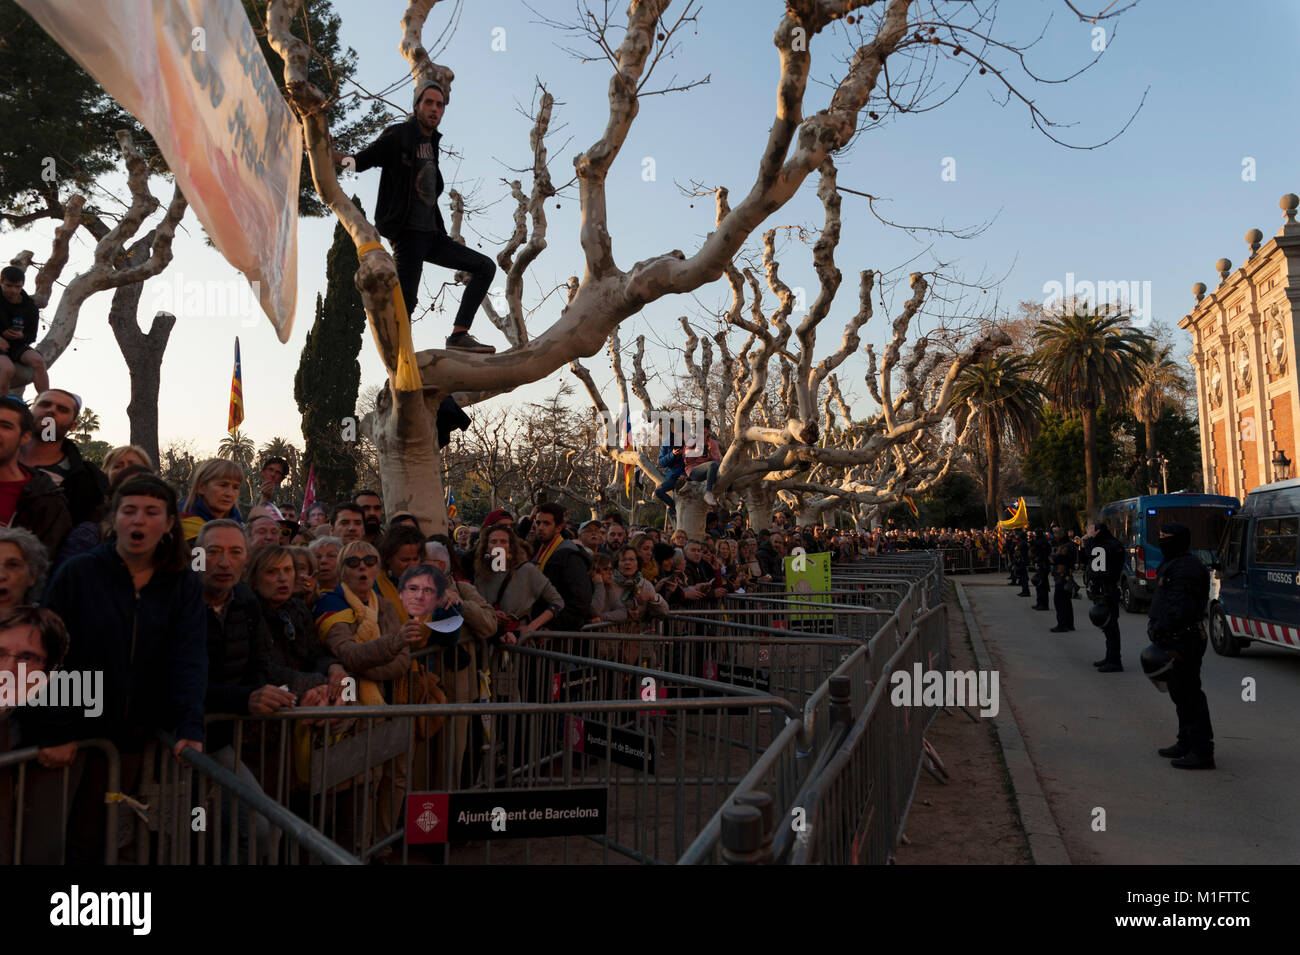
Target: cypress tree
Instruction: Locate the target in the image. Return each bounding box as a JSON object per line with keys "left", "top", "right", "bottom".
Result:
{"left": 295, "top": 198, "right": 368, "bottom": 505}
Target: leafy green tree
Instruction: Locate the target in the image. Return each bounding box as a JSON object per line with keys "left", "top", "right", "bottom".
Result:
{"left": 294, "top": 206, "right": 368, "bottom": 506}
{"left": 0, "top": 6, "right": 145, "bottom": 225}
{"left": 917, "top": 471, "right": 986, "bottom": 529}
{"left": 1033, "top": 305, "right": 1149, "bottom": 521}
{"left": 1023, "top": 409, "right": 1123, "bottom": 529}
{"left": 952, "top": 353, "right": 1046, "bottom": 527}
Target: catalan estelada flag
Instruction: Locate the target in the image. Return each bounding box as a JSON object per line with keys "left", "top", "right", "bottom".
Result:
{"left": 446, "top": 485, "right": 457, "bottom": 520}
{"left": 227, "top": 337, "right": 244, "bottom": 432}
{"left": 903, "top": 495, "right": 918, "bottom": 518}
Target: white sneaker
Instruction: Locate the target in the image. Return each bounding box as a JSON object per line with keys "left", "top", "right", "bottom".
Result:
{"left": 704, "top": 491, "right": 717, "bottom": 506}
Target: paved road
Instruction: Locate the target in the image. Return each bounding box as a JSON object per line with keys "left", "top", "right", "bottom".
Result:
{"left": 960, "top": 575, "right": 1300, "bottom": 864}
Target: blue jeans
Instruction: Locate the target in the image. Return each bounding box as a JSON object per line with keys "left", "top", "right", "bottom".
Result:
{"left": 655, "top": 467, "right": 686, "bottom": 508}
{"left": 688, "top": 461, "right": 719, "bottom": 491}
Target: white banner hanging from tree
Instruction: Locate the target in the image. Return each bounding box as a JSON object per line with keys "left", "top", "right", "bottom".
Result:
{"left": 18, "top": 0, "right": 301, "bottom": 340}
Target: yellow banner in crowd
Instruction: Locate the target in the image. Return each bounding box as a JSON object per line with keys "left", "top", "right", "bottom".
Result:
{"left": 18, "top": 0, "right": 301, "bottom": 340}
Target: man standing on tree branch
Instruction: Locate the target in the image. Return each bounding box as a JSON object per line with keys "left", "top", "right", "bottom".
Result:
{"left": 334, "top": 81, "right": 497, "bottom": 354}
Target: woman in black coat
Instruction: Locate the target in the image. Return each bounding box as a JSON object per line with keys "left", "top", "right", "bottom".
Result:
{"left": 39, "top": 474, "right": 207, "bottom": 862}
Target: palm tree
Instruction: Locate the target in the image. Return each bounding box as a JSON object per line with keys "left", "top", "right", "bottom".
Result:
{"left": 71, "top": 406, "right": 101, "bottom": 442}
{"left": 952, "top": 353, "right": 1047, "bottom": 527}
{"left": 1130, "top": 341, "right": 1191, "bottom": 493}
{"left": 217, "top": 429, "right": 257, "bottom": 503}
{"left": 1033, "top": 304, "right": 1150, "bottom": 521}
{"left": 217, "top": 429, "right": 256, "bottom": 470}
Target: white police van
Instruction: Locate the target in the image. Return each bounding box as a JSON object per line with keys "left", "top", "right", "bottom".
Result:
{"left": 1211, "top": 478, "right": 1300, "bottom": 656}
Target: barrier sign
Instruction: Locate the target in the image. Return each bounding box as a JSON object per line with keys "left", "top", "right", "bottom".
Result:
{"left": 552, "top": 666, "right": 599, "bottom": 701}
{"left": 566, "top": 715, "right": 656, "bottom": 773}
{"left": 406, "top": 788, "right": 607, "bottom": 843}
{"left": 786, "top": 551, "right": 833, "bottom": 622}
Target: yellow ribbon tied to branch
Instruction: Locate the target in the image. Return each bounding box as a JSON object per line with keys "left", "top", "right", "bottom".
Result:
{"left": 356, "top": 240, "right": 421, "bottom": 392}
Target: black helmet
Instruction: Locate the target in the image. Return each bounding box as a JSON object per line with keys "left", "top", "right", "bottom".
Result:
{"left": 1140, "top": 642, "right": 1175, "bottom": 692}
{"left": 1088, "top": 601, "right": 1110, "bottom": 627}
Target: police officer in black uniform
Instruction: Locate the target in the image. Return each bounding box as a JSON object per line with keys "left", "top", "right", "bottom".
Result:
{"left": 1014, "top": 531, "right": 1031, "bottom": 596}
{"left": 1147, "top": 521, "right": 1215, "bottom": 769}
{"left": 1049, "top": 524, "right": 1077, "bottom": 632}
{"left": 1031, "top": 528, "right": 1052, "bottom": 611}
{"left": 1084, "top": 519, "right": 1125, "bottom": 671}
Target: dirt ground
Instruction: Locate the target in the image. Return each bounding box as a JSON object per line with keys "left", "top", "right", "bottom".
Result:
{"left": 894, "top": 583, "right": 1032, "bottom": 865}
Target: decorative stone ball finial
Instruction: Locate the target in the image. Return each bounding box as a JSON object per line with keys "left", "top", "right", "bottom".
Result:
{"left": 1246, "top": 228, "right": 1263, "bottom": 255}
{"left": 1282, "top": 193, "right": 1299, "bottom": 222}
{"left": 1215, "top": 258, "right": 1232, "bottom": 283}
{"left": 1193, "top": 282, "right": 1206, "bottom": 303}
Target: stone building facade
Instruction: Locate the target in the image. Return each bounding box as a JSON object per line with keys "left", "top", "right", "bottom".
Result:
{"left": 1179, "top": 194, "right": 1300, "bottom": 498}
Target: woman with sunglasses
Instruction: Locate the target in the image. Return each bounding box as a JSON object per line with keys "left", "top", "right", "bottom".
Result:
{"left": 313, "top": 539, "right": 421, "bottom": 848}
{"left": 313, "top": 540, "right": 417, "bottom": 693}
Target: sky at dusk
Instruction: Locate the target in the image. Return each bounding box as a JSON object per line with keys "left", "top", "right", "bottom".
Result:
{"left": 12, "top": 0, "right": 1299, "bottom": 454}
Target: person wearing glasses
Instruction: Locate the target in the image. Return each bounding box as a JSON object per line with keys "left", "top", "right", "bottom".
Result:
{"left": 374, "top": 523, "right": 426, "bottom": 622}
{"left": 313, "top": 540, "right": 416, "bottom": 696}
{"left": 314, "top": 539, "right": 420, "bottom": 848}
{"left": 0, "top": 606, "right": 71, "bottom": 863}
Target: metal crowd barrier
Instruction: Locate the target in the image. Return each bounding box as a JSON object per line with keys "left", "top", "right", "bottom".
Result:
{"left": 936, "top": 547, "right": 1001, "bottom": 575}
{"left": 678, "top": 556, "right": 947, "bottom": 864}
{"left": 0, "top": 734, "right": 359, "bottom": 865}
{"left": 786, "top": 603, "right": 950, "bottom": 865}
{"left": 0, "top": 738, "right": 120, "bottom": 865}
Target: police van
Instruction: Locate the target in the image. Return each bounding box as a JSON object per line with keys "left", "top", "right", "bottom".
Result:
{"left": 1099, "top": 492, "right": 1240, "bottom": 613}
{"left": 1210, "top": 478, "right": 1300, "bottom": 656}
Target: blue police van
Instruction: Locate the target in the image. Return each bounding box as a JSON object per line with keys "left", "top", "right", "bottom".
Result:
{"left": 1099, "top": 492, "right": 1240, "bottom": 613}
{"left": 1210, "top": 478, "right": 1300, "bottom": 656}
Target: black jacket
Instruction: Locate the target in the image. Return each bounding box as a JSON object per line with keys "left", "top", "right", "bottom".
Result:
{"left": 39, "top": 542, "right": 207, "bottom": 748}
{"left": 756, "top": 542, "right": 784, "bottom": 580}
{"left": 1031, "top": 534, "right": 1052, "bottom": 570}
{"left": 352, "top": 117, "right": 444, "bottom": 239}
{"left": 12, "top": 464, "right": 74, "bottom": 560}
{"left": 30, "top": 438, "right": 109, "bottom": 526}
{"left": 1050, "top": 538, "right": 1077, "bottom": 574}
{"left": 205, "top": 582, "right": 269, "bottom": 750}
{"left": 260, "top": 596, "right": 336, "bottom": 694}
{"left": 1148, "top": 553, "right": 1209, "bottom": 643}
{"left": 0, "top": 290, "right": 39, "bottom": 346}
{"left": 538, "top": 539, "right": 593, "bottom": 632}
{"left": 1083, "top": 527, "right": 1124, "bottom": 588}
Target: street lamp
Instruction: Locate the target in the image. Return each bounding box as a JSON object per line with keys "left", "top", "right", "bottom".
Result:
{"left": 1156, "top": 453, "right": 1170, "bottom": 494}
{"left": 1272, "top": 449, "right": 1291, "bottom": 482}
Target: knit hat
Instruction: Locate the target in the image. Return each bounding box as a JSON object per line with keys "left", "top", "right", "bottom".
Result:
{"left": 483, "top": 508, "right": 513, "bottom": 530}
{"left": 413, "top": 79, "right": 446, "bottom": 112}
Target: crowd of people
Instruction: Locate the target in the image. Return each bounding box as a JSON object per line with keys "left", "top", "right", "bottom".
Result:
{"left": 0, "top": 370, "right": 908, "bottom": 861}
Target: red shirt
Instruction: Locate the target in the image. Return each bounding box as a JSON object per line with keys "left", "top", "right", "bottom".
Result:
{"left": 0, "top": 476, "right": 29, "bottom": 526}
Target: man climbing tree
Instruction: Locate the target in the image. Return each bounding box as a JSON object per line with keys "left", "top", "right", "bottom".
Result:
{"left": 333, "top": 81, "right": 497, "bottom": 354}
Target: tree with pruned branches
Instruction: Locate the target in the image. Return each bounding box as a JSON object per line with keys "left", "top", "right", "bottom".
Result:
{"left": 264, "top": 0, "right": 1139, "bottom": 533}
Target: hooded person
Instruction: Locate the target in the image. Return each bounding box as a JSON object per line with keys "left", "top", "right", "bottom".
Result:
{"left": 335, "top": 79, "right": 498, "bottom": 354}
{"left": 1146, "top": 522, "right": 1215, "bottom": 769}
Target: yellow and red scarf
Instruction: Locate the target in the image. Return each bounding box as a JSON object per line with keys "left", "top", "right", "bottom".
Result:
{"left": 534, "top": 533, "right": 562, "bottom": 571}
